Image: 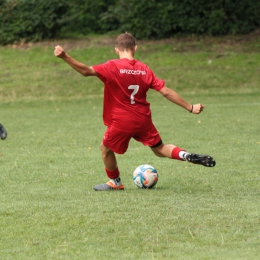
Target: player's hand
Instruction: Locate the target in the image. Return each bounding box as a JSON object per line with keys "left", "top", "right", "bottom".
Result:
{"left": 54, "top": 45, "right": 66, "bottom": 58}
{"left": 191, "top": 104, "right": 204, "bottom": 114}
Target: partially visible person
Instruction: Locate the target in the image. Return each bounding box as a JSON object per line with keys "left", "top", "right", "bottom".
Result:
{"left": 0, "top": 124, "right": 7, "bottom": 140}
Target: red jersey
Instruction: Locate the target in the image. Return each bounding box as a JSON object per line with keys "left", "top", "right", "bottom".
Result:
{"left": 92, "top": 58, "right": 165, "bottom": 130}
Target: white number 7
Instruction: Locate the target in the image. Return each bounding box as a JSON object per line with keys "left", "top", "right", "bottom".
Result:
{"left": 128, "top": 85, "right": 139, "bottom": 104}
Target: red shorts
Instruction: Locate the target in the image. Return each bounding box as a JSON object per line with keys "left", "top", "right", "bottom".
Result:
{"left": 102, "top": 122, "right": 161, "bottom": 154}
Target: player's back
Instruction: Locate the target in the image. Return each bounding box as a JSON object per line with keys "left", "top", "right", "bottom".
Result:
{"left": 93, "top": 58, "right": 164, "bottom": 128}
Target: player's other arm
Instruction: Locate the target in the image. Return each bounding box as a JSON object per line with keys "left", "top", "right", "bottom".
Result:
{"left": 158, "top": 86, "right": 204, "bottom": 114}
{"left": 54, "top": 45, "right": 98, "bottom": 77}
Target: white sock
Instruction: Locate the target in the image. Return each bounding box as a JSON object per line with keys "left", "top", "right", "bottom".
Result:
{"left": 179, "top": 151, "right": 189, "bottom": 160}
{"left": 110, "top": 177, "right": 122, "bottom": 186}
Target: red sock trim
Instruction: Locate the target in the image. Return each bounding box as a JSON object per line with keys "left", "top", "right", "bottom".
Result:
{"left": 105, "top": 167, "right": 120, "bottom": 179}
{"left": 171, "top": 147, "right": 185, "bottom": 161}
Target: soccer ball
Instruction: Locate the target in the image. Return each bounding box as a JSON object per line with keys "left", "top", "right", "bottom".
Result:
{"left": 133, "top": 164, "right": 158, "bottom": 189}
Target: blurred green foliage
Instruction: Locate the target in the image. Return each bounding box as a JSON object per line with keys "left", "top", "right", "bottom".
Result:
{"left": 107, "top": 0, "right": 260, "bottom": 38}
{"left": 0, "top": 0, "right": 69, "bottom": 45}
{"left": 0, "top": 0, "right": 260, "bottom": 45}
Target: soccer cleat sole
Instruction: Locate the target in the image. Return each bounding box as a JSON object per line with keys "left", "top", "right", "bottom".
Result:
{"left": 186, "top": 153, "right": 216, "bottom": 167}
{"left": 93, "top": 182, "right": 125, "bottom": 191}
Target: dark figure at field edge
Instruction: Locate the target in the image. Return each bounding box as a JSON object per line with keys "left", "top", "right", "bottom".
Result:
{"left": 0, "top": 124, "right": 7, "bottom": 140}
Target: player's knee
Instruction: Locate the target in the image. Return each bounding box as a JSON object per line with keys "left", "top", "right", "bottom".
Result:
{"left": 100, "top": 142, "right": 104, "bottom": 151}
{"left": 100, "top": 142, "right": 111, "bottom": 157}
{"left": 151, "top": 148, "right": 164, "bottom": 157}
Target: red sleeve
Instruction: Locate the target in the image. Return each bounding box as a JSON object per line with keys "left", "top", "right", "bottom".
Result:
{"left": 92, "top": 61, "right": 114, "bottom": 83}
{"left": 149, "top": 70, "right": 165, "bottom": 91}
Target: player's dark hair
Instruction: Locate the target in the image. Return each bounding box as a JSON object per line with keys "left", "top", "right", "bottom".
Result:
{"left": 116, "top": 32, "right": 136, "bottom": 52}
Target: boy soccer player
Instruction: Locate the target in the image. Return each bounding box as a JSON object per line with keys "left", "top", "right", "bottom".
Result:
{"left": 54, "top": 33, "right": 216, "bottom": 191}
{"left": 0, "top": 124, "right": 7, "bottom": 140}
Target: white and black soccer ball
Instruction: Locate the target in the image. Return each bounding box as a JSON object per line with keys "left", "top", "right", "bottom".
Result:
{"left": 133, "top": 164, "right": 158, "bottom": 189}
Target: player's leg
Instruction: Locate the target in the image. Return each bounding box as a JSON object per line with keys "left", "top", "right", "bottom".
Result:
{"left": 93, "top": 126, "right": 132, "bottom": 191}
{"left": 93, "top": 142, "right": 125, "bottom": 191}
{"left": 100, "top": 142, "right": 118, "bottom": 171}
{"left": 150, "top": 143, "right": 177, "bottom": 158}
{"left": 136, "top": 122, "right": 216, "bottom": 167}
{"left": 0, "top": 124, "right": 7, "bottom": 140}
{"left": 151, "top": 143, "right": 216, "bottom": 167}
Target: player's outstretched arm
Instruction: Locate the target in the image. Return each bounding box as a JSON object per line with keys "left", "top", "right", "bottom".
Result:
{"left": 54, "top": 45, "right": 97, "bottom": 77}
{"left": 158, "top": 86, "right": 204, "bottom": 114}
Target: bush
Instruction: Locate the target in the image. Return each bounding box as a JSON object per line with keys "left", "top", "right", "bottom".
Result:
{"left": 104, "top": 0, "right": 260, "bottom": 39}
{"left": 0, "top": 0, "right": 69, "bottom": 45}
{"left": 0, "top": 0, "right": 260, "bottom": 44}
{"left": 61, "top": 0, "right": 118, "bottom": 36}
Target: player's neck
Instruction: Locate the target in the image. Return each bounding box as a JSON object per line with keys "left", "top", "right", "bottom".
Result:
{"left": 118, "top": 50, "right": 135, "bottom": 60}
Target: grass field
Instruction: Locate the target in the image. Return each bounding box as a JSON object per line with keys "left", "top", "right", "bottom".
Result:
{"left": 0, "top": 34, "right": 260, "bottom": 259}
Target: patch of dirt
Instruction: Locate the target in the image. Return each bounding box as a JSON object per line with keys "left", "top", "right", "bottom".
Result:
{"left": 4, "top": 29, "right": 260, "bottom": 52}
{"left": 138, "top": 29, "right": 260, "bottom": 53}
{"left": 5, "top": 35, "right": 117, "bottom": 51}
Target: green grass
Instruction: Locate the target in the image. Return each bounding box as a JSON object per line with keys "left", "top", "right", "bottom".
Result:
{"left": 0, "top": 35, "right": 260, "bottom": 259}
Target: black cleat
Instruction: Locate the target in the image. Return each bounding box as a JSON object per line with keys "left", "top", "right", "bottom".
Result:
{"left": 186, "top": 153, "right": 216, "bottom": 167}
{"left": 0, "top": 124, "right": 7, "bottom": 140}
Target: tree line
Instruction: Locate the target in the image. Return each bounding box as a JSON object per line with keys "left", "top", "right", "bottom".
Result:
{"left": 0, "top": 0, "right": 259, "bottom": 45}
